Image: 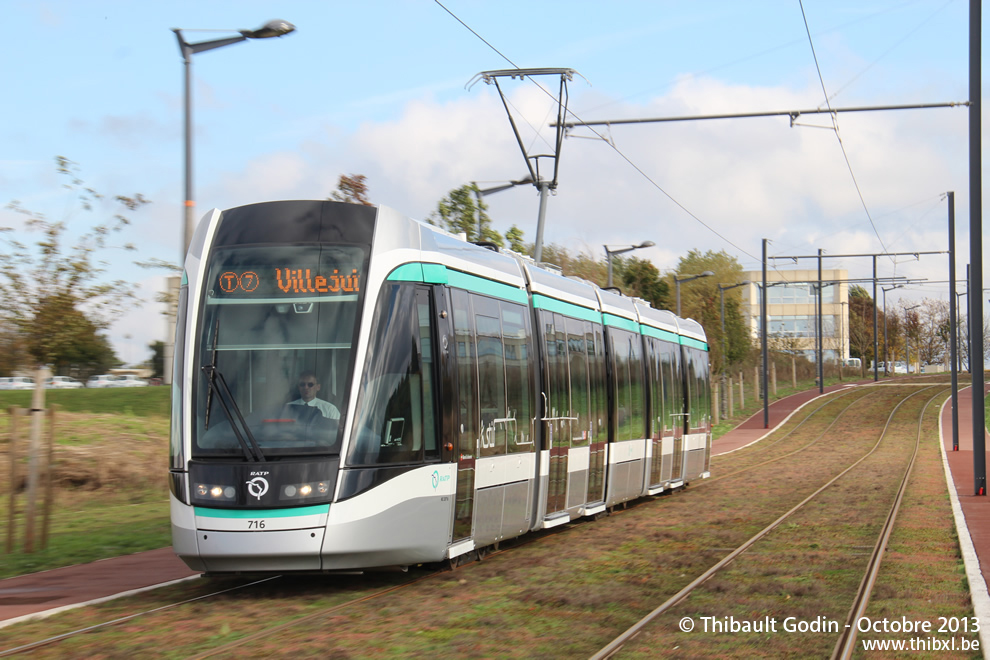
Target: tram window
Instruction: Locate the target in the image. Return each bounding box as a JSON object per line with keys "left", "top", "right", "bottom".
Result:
{"left": 566, "top": 316, "right": 590, "bottom": 448}
{"left": 193, "top": 245, "right": 365, "bottom": 458}
{"left": 347, "top": 284, "right": 438, "bottom": 465}
{"left": 590, "top": 324, "right": 607, "bottom": 442}
{"left": 451, "top": 289, "right": 477, "bottom": 461}
{"left": 501, "top": 302, "right": 533, "bottom": 452}
{"left": 684, "top": 346, "right": 711, "bottom": 432}
{"left": 170, "top": 284, "right": 189, "bottom": 470}
{"left": 476, "top": 313, "right": 506, "bottom": 456}
{"left": 609, "top": 327, "right": 645, "bottom": 442}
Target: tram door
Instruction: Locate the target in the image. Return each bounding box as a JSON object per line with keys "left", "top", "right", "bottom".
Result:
{"left": 586, "top": 323, "right": 608, "bottom": 504}
{"left": 544, "top": 312, "right": 570, "bottom": 514}
{"left": 451, "top": 289, "right": 477, "bottom": 540}
{"left": 647, "top": 337, "right": 680, "bottom": 486}
{"left": 669, "top": 344, "right": 685, "bottom": 481}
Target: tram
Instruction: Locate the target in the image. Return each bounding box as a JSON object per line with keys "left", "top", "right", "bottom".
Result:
{"left": 169, "top": 200, "right": 712, "bottom": 573}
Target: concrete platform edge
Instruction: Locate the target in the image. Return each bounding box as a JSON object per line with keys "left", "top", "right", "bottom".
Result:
{"left": 938, "top": 395, "right": 990, "bottom": 653}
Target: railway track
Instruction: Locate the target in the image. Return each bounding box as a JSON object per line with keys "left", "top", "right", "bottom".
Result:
{"left": 591, "top": 384, "right": 948, "bottom": 659}
{"left": 0, "top": 383, "right": 967, "bottom": 658}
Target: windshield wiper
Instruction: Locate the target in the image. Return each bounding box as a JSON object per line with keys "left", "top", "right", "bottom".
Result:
{"left": 202, "top": 364, "right": 266, "bottom": 462}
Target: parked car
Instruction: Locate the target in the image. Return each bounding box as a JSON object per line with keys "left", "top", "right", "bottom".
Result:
{"left": 45, "top": 376, "right": 83, "bottom": 389}
{"left": 4, "top": 377, "right": 35, "bottom": 390}
{"left": 87, "top": 374, "right": 117, "bottom": 388}
{"left": 114, "top": 374, "right": 149, "bottom": 387}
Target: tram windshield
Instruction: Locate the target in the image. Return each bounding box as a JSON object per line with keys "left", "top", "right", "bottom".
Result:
{"left": 192, "top": 244, "right": 367, "bottom": 458}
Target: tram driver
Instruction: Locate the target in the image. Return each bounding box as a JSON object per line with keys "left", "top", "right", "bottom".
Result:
{"left": 288, "top": 370, "right": 340, "bottom": 419}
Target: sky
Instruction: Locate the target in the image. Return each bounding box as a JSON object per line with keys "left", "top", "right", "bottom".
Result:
{"left": 0, "top": 0, "right": 980, "bottom": 366}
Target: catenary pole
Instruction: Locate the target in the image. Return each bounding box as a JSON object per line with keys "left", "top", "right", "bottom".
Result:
{"left": 762, "top": 239, "right": 769, "bottom": 428}
{"left": 948, "top": 192, "right": 959, "bottom": 451}
{"left": 969, "top": 0, "right": 985, "bottom": 495}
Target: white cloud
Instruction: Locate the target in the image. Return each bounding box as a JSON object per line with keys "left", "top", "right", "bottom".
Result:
{"left": 186, "top": 73, "right": 970, "bottom": 296}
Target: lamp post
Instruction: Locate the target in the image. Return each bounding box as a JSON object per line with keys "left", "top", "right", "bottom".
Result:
{"left": 881, "top": 284, "right": 904, "bottom": 376}
{"left": 904, "top": 304, "right": 921, "bottom": 374}
{"left": 718, "top": 281, "right": 750, "bottom": 418}
{"left": 604, "top": 241, "right": 655, "bottom": 288}
{"left": 674, "top": 271, "right": 714, "bottom": 317}
{"left": 173, "top": 19, "right": 295, "bottom": 262}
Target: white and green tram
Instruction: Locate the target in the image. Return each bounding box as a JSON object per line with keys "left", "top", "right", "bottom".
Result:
{"left": 169, "top": 200, "right": 711, "bottom": 573}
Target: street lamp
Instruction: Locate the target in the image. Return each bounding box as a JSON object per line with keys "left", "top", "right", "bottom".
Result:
{"left": 173, "top": 19, "right": 296, "bottom": 262}
{"left": 674, "top": 271, "right": 714, "bottom": 317}
{"left": 881, "top": 284, "right": 904, "bottom": 376}
{"left": 718, "top": 281, "right": 750, "bottom": 417}
{"left": 604, "top": 241, "right": 655, "bottom": 288}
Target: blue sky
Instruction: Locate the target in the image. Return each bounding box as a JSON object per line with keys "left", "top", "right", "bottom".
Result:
{"left": 0, "top": 0, "right": 977, "bottom": 365}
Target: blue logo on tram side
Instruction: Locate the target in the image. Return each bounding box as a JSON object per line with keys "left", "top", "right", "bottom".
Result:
{"left": 431, "top": 470, "right": 451, "bottom": 490}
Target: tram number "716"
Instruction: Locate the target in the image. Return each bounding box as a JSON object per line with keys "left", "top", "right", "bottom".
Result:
{"left": 247, "top": 520, "right": 267, "bottom": 529}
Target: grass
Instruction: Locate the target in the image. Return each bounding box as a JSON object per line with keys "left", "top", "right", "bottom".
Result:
{"left": 1, "top": 403, "right": 171, "bottom": 578}
{"left": 0, "top": 386, "right": 170, "bottom": 418}
{"left": 0, "top": 493, "right": 170, "bottom": 579}
{"left": 0, "top": 383, "right": 978, "bottom": 658}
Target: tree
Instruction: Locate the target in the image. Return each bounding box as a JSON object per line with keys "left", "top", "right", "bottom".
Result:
{"left": 620, "top": 258, "right": 670, "bottom": 309}
{"left": 428, "top": 184, "right": 504, "bottom": 246}
{"left": 0, "top": 156, "right": 148, "bottom": 370}
{"left": 848, "top": 285, "right": 878, "bottom": 368}
{"left": 149, "top": 340, "right": 165, "bottom": 379}
{"left": 329, "top": 174, "right": 373, "bottom": 205}
{"left": 915, "top": 298, "right": 950, "bottom": 366}
{"left": 0, "top": 321, "right": 26, "bottom": 377}
{"left": 505, "top": 225, "right": 526, "bottom": 253}
{"left": 670, "top": 249, "right": 749, "bottom": 373}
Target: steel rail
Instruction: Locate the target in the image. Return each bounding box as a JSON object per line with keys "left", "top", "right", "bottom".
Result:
{"left": 0, "top": 576, "right": 282, "bottom": 657}
{"left": 829, "top": 391, "right": 941, "bottom": 658}
{"left": 591, "top": 385, "right": 944, "bottom": 660}
{"left": 707, "top": 386, "right": 870, "bottom": 484}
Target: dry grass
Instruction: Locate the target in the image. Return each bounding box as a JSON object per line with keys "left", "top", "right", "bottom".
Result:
{"left": 0, "top": 384, "right": 978, "bottom": 659}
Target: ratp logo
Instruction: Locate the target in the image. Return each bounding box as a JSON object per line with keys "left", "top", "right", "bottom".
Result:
{"left": 431, "top": 470, "right": 450, "bottom": 490}
{"left": 246, "top": 476, "right": 269, "bottom": 500}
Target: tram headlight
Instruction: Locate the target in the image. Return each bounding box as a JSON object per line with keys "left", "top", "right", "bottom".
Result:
{"left": 280, "top": 481, "right": 330, "bottom": 501}
{"left": 194, "top": 483, "right": 236, "bottom": 501}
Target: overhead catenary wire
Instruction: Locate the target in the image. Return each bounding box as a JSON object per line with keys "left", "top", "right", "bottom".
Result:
{"left": 799, "top": 0, "right": 891, "bottom": 259}
{"left": 434, "top": 0, "right": 760, "bottom": 262}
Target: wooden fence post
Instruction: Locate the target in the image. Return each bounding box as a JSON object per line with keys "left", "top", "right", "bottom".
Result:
{"left": 739, "top": 371, "right": 744, "bottom": 406}
{"left": 6, "top": 406, "right": 20, "bottom": 554}
{"left": 713, "top": 381, "right": 720, "bottom": 425}
{"left": 728, "top": 377, "right": 734, "bottom": 417}
{"left": 41, "top": 405, "right": 56, "bottom": 550}
{"left": 23, "top": 366, "right": 49, "bottom": 554}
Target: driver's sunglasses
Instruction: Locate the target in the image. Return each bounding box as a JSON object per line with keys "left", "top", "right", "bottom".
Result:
{"left": 298, "top": 381, "right": 317, "bottom": 388}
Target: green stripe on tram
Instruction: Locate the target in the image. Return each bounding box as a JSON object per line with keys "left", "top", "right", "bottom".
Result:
{"left": 195, "top": 504, "right": 330, "bottom": 519}
{"left": 387, "top": 262, "right": 528, "bottom": 304}
{"left": 531, "top": 294, "right": 601, "bottom": 323}
{"left": 603, "top": 313, "right": 639, "bottom": 333}
{"left": 680, "top": 336, "right": 709, "bottom": 351}
{"left": 640, "top": 324, "right": 680, "bottom": 344}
